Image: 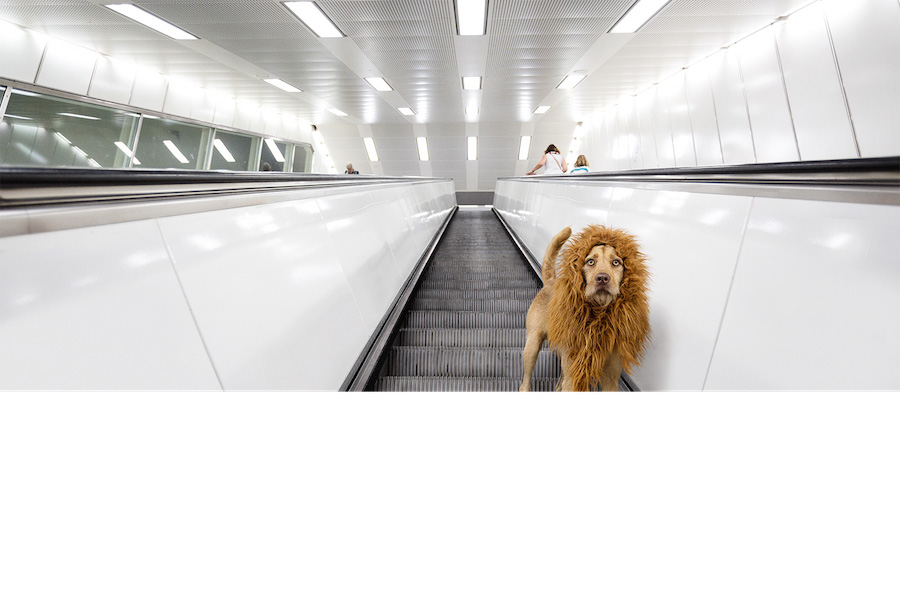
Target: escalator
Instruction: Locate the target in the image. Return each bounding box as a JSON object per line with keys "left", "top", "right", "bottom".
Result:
{"left": 368, "top": 206, "right": 561, "bottom": 391}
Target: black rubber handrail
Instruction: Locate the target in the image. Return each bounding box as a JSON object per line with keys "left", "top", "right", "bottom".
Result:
{"left": 501, "top": 156, "right": 900, "bottom": 187}
{"left": 0, "top": 166, "right": 450, "bottom": 207}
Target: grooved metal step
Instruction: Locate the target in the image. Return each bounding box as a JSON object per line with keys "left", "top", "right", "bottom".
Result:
{"left": 368, "top": 207, "right": 557, "bottom": 391}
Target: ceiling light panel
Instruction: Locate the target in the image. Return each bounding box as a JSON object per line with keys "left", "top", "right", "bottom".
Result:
{"left": 104, "top": 4, "right": 197, "bottom": 40}
{"left": 456, "top": 0, "right": 488, "bottom": 35}
{"left": 557, "top": 73, "right": 586, "bottom": 89}
{"left": 467, "top": 136, "right": 477, "bottom": 160}
{"left": 365, "top": 77, "right": 393, "bottom": 91}
{"left": 264, "top": 78, "right": 302, "bottom": 93}
{"left": 609, "top": 0, "right": 673, "bottom": 34}
{"left": 462, "top": 76, "right": 482, "bottom": 90}
{"left": 284, "top": 2, "right": 344, "bottom": 38}
{"left": 363, "top": 137, "right": 379, "bottom": 161}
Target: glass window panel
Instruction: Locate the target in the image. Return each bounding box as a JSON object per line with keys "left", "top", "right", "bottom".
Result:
{"left": 259, "top": 138, "right": 286, "bottom": 171}
{"left": 292, "top": 143, "right": 313, "bottom": 172}
{"left": 134, "top": 115, "right": 209, "bottom": 169}
{"left": 209, "top": 129, "right": 254, "bottom": 171}
{"left": 0, "top": 89, "right": 139, "bottom": 168}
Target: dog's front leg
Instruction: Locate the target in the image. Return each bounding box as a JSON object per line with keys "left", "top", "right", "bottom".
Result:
{"left": 557, "top": 353, "right": 575, "bottom": 391}
{"left": 600, "top": 353, "right": 623, "bottom": 392}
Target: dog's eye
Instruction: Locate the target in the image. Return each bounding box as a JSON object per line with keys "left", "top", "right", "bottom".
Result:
{"left": 586, "top": 259, "right": 594, "bottom": 266}
{"left": 612, "top": 259, "right": 621, "bottom": 267}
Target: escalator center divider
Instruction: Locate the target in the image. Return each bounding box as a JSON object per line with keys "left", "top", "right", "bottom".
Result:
{"left": 368, "top": 206, "right": 561, "bottom": 392}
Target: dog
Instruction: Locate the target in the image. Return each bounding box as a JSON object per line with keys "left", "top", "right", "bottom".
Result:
{"left": 519, "top": 225, "right": 650, "bottom": 392}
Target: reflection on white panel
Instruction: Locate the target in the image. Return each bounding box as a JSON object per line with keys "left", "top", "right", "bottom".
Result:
{"left": 89, "top": 56, "right": 136, "bottom": 106}
{"left": 775, "top": 2, "right": 858, "bottom": 160}
{"left": 0, "top": 21, "right": 46, "bottom": 83}
{"left": 824, "top": 0, "right": 900, "bottom": 157}
{"left": 737, "top": 28, "right": 799, "bottom": 163}
{"left": 708, "top": 49, "right": 756, "bottom": 165}
{"left": 664, "top": 72, "right": 697, "bottom": 167}
{"left": 685, "top": 59, "right": 724, "bottom": 166}
{"left": 707, "top": 196, "right": 900, "bottom": 389}
{"left": 35, "top": 39, "right": 97, "bottom": 96}
{"left": 0, "top": 221, "right": 220, "bottom": 389}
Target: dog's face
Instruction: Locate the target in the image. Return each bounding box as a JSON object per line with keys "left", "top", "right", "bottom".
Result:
{"left": 582, "top": 244, "right": 624, "bottom": 307}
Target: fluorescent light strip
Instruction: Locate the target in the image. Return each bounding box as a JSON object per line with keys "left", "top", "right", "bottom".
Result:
{"left": 533, "top": 106, "right": 550, "bottom": 114}
{"left": 462, "top": 76, "right": 482, "bottom": 90}
{"left": 518, "top": 136, "right": 531, "bottom": 160}
{"left": 328, "top": 108, "right": 348, "bottom": 116}
{"left": 363, "top": 137, "right": 379, "bottom": 162}
{"left": 557, "top": 74, "right": 586, "bottom": 90}
{"left": 284, "top": 2, "right": 344, "bottom": 38}
{"left": 398, "top": 107, "right": 415, "bottom": 116}
{"left": 264, "top": 78, "right": 301, "bottom": 93}
{"left": 609, "top": 0, "right": 672, "bottom": 34}
{"left": 104, "top": 4, "right": 197, "bottom": 40}
{"left": 456, "top": 0, "right": 488, "bottom": 35}
{"left": 213, "top": 139, "right": 235, "bottom": 163}
{"left": 163, "top": 140, "right": 190, "bottom": 164}
{"left": 467, "top": 136, "right": 477, "bottom": 161}
{"left": 365, "top": 77, "right": 392, "bottom": 92}
{"left": 416, "top": 137, "right": 429, "bottom": 162}
{"left": 265, "top": 139, "right": 285, "bottom": 163}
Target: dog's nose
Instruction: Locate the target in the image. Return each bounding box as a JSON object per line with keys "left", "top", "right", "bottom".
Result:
{"left": 596, "top": 273, "right": 610, "bottom": 286}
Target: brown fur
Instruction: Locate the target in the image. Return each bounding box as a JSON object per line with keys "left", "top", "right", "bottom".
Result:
{"left": 519, "top": 225, "right": 651, "bottom": 392}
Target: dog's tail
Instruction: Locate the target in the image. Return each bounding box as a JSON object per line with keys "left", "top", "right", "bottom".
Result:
{"left": 541, "top": 227, "right": 571, "bottom": 284}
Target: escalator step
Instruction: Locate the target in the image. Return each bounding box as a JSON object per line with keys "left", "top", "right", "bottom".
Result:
{"left": 372, "top": 377, "right": 559, "bottom": 392}
{"left": 382, "top": 346, "right": 559, "bottom": 378}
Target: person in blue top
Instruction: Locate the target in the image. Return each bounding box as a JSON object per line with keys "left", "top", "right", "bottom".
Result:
{"left": 569, "top": 154, "right": 590, "bottom": 174}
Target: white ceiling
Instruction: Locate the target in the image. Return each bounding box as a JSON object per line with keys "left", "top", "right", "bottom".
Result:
{"left": 0, "top": 0, "right": 815, "bottom": 189}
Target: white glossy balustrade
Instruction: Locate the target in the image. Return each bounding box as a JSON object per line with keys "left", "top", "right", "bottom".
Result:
{"left": 0, "top": 180, "right": 455, "bottom": 389}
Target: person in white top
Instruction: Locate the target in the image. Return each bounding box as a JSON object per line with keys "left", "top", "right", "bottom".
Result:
{"left": 526, "top": 144, "right": 568, "bottom": 175}
{"left": 569, "top": 154, "right": 590, "bottom": 174}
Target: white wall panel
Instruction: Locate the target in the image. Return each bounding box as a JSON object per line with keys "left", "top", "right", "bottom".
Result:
{"left": 599, "top": 109, "right": 618, "bottom": 171}
{"left": 706, "top": 195, "right": 900, "bottom": 389}
{"left": 162, "top": 80, "right": 197, "bottom": 119}
{"left": 618, "top": 99, "right": 642, "bottom": 169}
{"left": 775, "top": 3, "right": 858, "bottom": 160}
{"left": 0, "top": 21, "right": 47, "bottom": 83}
{"left": 34, "top": 39, "right": 97, "bottom": 97}
{"left": 651, "top": 86, "right": 676, "bottom": 168}
{"left": 212, "top": 97, "right": 236, "bottom": 129}
{"left": 129, "top": 70, "right": 168, "bottom": 113}
{"left": 88, "top": 56, "right": 136, "bottom": 106}
{"left": 189, "top": 88, "right": 216, "bottom": 124}
{"left": 636, "top": 93, "right": 659, "bottom": 168}
{"left": 708, "top": 49, "right": 756, "bottom": 165}
{"left": 232, "top": 101, "right": 257, "bottom": 132}
{"left": 824, "top": 0, "right": 900, "bottom": 157}
{"left": 663, "top": 72, "right": 697, "bottom": 167}
{"left": 685, "top": 59, "right": 724, "bottom": 167}
{"left": 0, "top": 221, "right": 220, "bottom": 389}
{"left": 738, "top": 29, "right": 799, "bottom": 163}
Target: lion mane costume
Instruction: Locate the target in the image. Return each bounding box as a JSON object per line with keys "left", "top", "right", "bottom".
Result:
{"left": 546, "top": 225, "right": 651, "bottom": 391}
